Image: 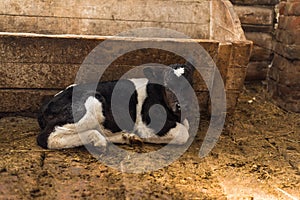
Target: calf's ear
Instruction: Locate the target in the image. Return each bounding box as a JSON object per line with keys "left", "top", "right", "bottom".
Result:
{"left": 143, "top": 67, "right": 165, "bottom": 82}
{"left": 184, "top": 62, "right": 195, "bottom": 75}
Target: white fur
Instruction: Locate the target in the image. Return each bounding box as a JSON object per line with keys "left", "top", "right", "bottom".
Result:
{"left": 173, "top": 67, "right": 185, "bottom": 77}
{"left": 129, "top": 78, "right": 157, "bottom": 138}
{"left": 167, "top": 121, "right": 189, "bottom": 144}
{"left": 142, "top": 121, "right": 189, "bottom": 144}
{"left": 48, "top": 80, "right": 190, "bottom": 148}
{"left": 129, "top": 78, "right": 190, "bottom": 144}
{"left": 47, "top": 96, "right": 107, "bottom": 149}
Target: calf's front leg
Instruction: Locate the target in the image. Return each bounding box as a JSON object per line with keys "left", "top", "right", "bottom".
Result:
{"left": 142, "top": 119, "right": 190, "bottom": 145}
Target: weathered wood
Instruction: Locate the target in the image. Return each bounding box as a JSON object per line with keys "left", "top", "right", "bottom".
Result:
{"left": 0, "top": 0, "right": 211, "bottom": 39}
{"left": 245, "top": 61, "right": 269, "bottom": 81}
{"left": 216, "top": 43, "right": 233, "bottom": 82}
{"left": 225, "top": 41, "right": 252, "bottom": 90}
{"left": 0, "top": 34, "right": 221, "bottom": 89}
{"left": 229, "top": 41, "right": 253, "bottom": 67}
{"left": 0, "top": 1, "right": 252, "bottom": 114}
{"left": 0, "top": 35, "right": 98, "bottom": 64}
{"left": 226, "top": 66, "right": 248, "bottom": 90}
{"left": 0, "top": 15, "right": 210, "bottom": 39}
{"left": 245, "top": 32, "right": 273, "bottom": 62}
{"left": 0, "top": 89, "right": 58, "bottom": 113}
{"left": 0, "top": 34, "right": 220, "bottom": 64}
{"left": 233, "top": 5, "right": 275, "bottom": 26}
{"left": 0, "top": 63, "right": 79, "bottom": 89}
{"left": 230, "top": 0, "right": 279, "bottom": 5}
{"left": 242, "top": 24, "right": 275, "bottom": 33}
{"left": 250, "top": 45, "right": 273, "bottom": 61}
{"left": 245, "top": 32, "right": 273, "bottom": 49}
{"left": 211, "top": 0, "right": 246, "bottom": 41}
{"left": 0, "top": 0, "right": 210, "bottom": 24}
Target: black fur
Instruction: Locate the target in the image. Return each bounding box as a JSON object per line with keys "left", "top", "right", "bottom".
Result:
{"left": 37, "top": 63, "right": 195, "bottom": 148}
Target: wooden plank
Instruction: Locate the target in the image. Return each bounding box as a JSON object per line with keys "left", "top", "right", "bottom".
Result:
{"left": 0, "top": 34, "right": 218, "bottom": 64}
{"left": 233, "top": 5, "right": 274, "bottom": 26}
{"left": 225, "top": 66, "right": 248, "bottom": 90}
{"left": 216, "top": 43, "right": 232, "bottom": 83}
{"left": 0, "top": 15, "right": 210, "bottom": 39}
{"left": 0, "top": 34, "right": 220, "bottom": 89}
{"left": 242, "top": 24, "right": 274, "bottom": 33}
{"left": 211, "top": 0, "right": 246, "bottom": 41}
{"left": 245, "top": 61, "right": 269, "bottom": 81}
{"left": 250, "top": 45, "right": 273, "bottom": 61}
{"left": 245, "top": 32, "right": 273, "bottom": 49}
{"left": 229, "top": 41, "right": 253, "bottom": 67}
{"left": 0, "top": 89, "right": 58, "bottom": 113}
{"left": 1, "top": 0, "right": 210, "bottom": 24}
{"left": 0, "top": 35, "right": 99, "bottom": 64}
{"left": 230, "top": 0, "right": 279, "bottom": 5}
{"left": 225, "top": 90, "right": 241, "bottom": 114}
{"left": 0, "top": 0, "right": 211, "bottom": 39}
{"left": 0, "top": 63, "right": 79, "bottom": 89}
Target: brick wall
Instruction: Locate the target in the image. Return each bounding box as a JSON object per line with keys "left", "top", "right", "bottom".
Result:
{"left": 230, "top": 0, "right": 279, "bottom": 81}
{"left": 268, "top": 0, "right": 300, "bottom": 112}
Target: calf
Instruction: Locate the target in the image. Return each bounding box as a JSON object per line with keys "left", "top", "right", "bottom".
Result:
{"left": 37, "top": 63, "right": 195, "bottom": 149}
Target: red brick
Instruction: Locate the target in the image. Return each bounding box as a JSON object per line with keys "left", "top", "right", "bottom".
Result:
{"left": 275, "top": 28, "right": 300, "bottom": 44}
{"left": 278, "top": 2, "right": 287, "bottom": 15}
{"left": 277, "top": 84, "right": 300, "bottom": 101}
{"left": 284, "top": 1, "right": 300, "bottom": 16}
{"left": 278, "top": 16, "right": 300, "bottom": 30}
{"left": 270, "top": 54, "right": 300, "bottom": 86}
{"left": 273, "top": 41, "right": 300, "bottom": 60}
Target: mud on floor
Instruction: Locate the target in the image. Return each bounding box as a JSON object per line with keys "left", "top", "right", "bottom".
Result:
{"left": 0, "top": 82, "right": 299, "bottom": 199}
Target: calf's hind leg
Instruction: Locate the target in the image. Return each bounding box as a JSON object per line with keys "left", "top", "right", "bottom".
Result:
{"left": 47, "top": 126, "right": 107, "bottom": 149}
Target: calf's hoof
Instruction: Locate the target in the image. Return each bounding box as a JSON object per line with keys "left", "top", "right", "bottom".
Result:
{"left": 121, "top": 132, "right": 144, "bottom": 146}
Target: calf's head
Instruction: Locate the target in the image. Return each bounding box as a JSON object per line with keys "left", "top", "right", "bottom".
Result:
{"left": 143, "top": 63, "right": 195, "bottom": 118}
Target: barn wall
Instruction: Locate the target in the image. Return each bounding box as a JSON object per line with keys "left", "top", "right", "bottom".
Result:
{"left": 267, "top": 0, "right": 300, "bottom": 113}
{"left": 230, "top": 0, "right": 279, "bottom": 81}
{"left": 0, "top": 0, "right": 253, "bottom": 115}
{"left": 0, "top": 0, "right": 211, "bottom": 39}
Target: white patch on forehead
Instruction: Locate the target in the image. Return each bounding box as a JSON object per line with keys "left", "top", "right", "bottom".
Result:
{"left": 173, "top": 67, "right": 185, "bottom": 77}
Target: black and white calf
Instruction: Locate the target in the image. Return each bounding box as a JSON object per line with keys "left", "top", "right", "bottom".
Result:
{"left": 37, "top": 63, "right": 195, "bottom": 149}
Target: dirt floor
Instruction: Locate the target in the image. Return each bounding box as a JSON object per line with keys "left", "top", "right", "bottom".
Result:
{"left": 0, "top": 82, "right": 299, "bottom": 200}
